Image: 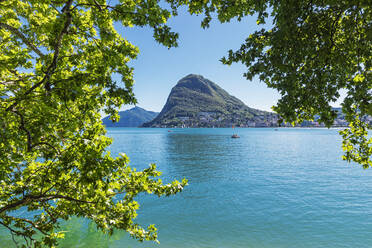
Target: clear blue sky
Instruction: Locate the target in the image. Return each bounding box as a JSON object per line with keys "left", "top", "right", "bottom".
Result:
{"left": 114, "top": 7, "right": 346, "bottom": 113}
{"left": 112, "top": 7, "right": 281, "bottom": 113}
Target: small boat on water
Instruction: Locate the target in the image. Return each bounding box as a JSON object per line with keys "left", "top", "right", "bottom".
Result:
{"left": 231, "top": 125, "right": 239, "bottom": 138}
{"left": 231, "top": 134, "right": 240, "bottom": 138}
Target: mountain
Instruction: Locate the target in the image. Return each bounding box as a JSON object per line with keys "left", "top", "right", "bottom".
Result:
{"left": 142, "top": 74, "right": 278, "bottom": 127}
{"left": 102, "top": 106, "right": 158, "bottom": 127}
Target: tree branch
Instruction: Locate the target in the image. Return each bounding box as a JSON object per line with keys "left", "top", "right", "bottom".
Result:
{"left": 5, "top": 0, "right": 73, "bottom": 112}
{"left": 0, "top": 220, "right": 35, "bottom": 247}
{"left": 0, "top": 194, "right": 95, "bottom": 214}
{"left": 12, "top": 110, "right": 33, "bottom": 152}
{"left": 0, "top": 23, "right": 45, "bottom": 58}
{"left": 0, "top": 75, "right": 34, "bottom": 86}
{"left": 14, "top": 217, "right": 49, "bottom": 236}
{"left": 31, "top": 142, "right": 60, "bottom": 155}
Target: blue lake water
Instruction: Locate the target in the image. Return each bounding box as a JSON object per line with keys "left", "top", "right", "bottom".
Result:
{"left": 2, "top": 128, "right": 372, "bottom": 247}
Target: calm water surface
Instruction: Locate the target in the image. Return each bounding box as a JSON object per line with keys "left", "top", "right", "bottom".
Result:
{"left": 3, "top": 128, "right": 372, "bottom": 247}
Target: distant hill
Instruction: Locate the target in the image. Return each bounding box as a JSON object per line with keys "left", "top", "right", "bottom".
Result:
{"left": 142, "top": 74, "right": 278, "bottom": 127}
{"left": 102, "top": 107, "right": 158, "bottom": 127}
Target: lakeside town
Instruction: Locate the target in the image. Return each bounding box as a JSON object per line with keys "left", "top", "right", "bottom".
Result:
{"left": 147, "top": 110, "right": 372, "bottom": 128}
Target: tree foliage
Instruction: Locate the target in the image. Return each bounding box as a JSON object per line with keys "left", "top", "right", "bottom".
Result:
{"left": 179, "top": 0, "right": 372, "bottom": 167}
{"left": 0, "top": 0, "right": 187, "bottom": 247}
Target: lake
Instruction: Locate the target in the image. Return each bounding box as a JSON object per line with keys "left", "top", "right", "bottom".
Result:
{"left": 3, "top": 128, "right": 372, "bottom": 247}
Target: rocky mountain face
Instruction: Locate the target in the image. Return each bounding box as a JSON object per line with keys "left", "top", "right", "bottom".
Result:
{"left": 142, "top": 74, "right": 278, "bottom": 127}
{"left": 102, "top": 106, "right": 158, "bottom": 127}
